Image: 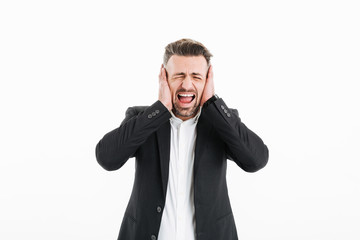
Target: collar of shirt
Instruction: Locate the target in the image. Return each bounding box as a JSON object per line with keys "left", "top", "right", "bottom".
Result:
{"left": 169, "top": 107, "right": 202, "bottom": 127}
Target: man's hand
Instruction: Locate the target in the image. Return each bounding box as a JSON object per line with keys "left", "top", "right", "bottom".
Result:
{"left": 201, "top": 65, "right": 215, "bottom": 106}
{"left": 158, "top": 65, "right": 172, "bottom": 111}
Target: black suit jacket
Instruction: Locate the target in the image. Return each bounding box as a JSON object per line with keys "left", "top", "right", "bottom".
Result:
{"left": 95, "top": 98, "right": 269, "bottom": 240}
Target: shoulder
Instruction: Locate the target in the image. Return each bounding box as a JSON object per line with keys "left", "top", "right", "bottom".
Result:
{"left": 125, "top": 105, "right": 149, "bottom": 117}
{"left": 122, "top": 101, "right": 170, "bottom": 125}
{"left": 230, "top": 108, "right": 239, "bottom": 118}
{"left": 120, "top": 105, "right": 150, "bottom": 126}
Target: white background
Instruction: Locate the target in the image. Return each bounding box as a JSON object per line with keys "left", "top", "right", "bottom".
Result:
{"left": 1, "top": 0, "right": 359, "bottom": 239}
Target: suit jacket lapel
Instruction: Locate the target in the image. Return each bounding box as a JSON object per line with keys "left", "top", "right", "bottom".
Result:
{"left": 157, "top": 121, "right": 171, "bottom": 198}
{"left": 156, "top": 116, "right": 212, "bottom": 198}
{"left": 194, "top": 116, "right": 212, "bottom": 177}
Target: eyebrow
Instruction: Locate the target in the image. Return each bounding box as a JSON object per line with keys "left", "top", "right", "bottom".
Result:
{"left": 173, "top": 72, "right": 204, "bottom": 77}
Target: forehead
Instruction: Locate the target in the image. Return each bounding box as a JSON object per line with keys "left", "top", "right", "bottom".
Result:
{"left": 166, "top": 55, "right": 208, "bottom": 73}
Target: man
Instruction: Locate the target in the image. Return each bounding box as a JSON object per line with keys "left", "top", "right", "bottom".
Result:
{"left": 95, "top": 38, "right": 269, "bottom": 240}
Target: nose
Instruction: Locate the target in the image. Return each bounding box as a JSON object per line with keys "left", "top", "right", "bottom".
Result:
{"left": 181, "top": 76, "right": 193, "bottom": 90}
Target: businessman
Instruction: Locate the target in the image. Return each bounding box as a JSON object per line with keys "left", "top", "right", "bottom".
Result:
{"left": 95, "top": 38, "right": 269, "bottom": 240}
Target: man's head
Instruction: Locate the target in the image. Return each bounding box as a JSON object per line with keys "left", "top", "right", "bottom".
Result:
{"left": 163, "top": 39, "right": 213, "bottom": 120}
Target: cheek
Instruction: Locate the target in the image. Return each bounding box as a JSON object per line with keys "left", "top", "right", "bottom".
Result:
{"left": 168, "top": 82, "right": 179, "bottom": 97}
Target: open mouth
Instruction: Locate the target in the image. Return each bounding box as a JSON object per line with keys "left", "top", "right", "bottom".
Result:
{"left": 177, "top": 93, "right": 195, "bottom": 104}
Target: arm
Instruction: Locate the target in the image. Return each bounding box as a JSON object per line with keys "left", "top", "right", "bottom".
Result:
{"left": 95, "top": 65, "right": 173, "bottom": 171}
{"left": 200, "top": 66, "right": 268, "bottom": 172}
{"left": 95, "top": 101, "right": 171, "bottom": 171}
{"left": 202, "top": 97, "right": 269, "bottom": 172}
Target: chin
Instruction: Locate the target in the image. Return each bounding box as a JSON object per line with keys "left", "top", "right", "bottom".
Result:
{"left": 174, "top": 103, "right": 200, "bottom": 119}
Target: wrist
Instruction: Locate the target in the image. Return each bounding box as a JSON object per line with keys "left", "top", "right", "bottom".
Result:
{"left": 159, "top": 99, "right": 172, "bottom": 111}
{"left": 203, "top": 94, "right": 219, "bottom": 108}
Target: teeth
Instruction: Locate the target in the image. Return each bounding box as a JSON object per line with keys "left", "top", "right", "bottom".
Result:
{"left": 179, "top": 94, "right": 194, "bottom": 97}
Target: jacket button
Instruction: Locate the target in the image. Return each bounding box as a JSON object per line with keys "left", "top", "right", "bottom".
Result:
{"left": 155, "top": 110, "right": 160, "bottom": 114}
{"left": 224, "top": 109, "right": 228, "bottom": 113}
{"left": 152, "top": 112, "right": 156, "bottom": 116}
{"left": 148, "top": 114, "right": 152, "bottom": 119}
{"left": 227, "top": 113, "right": 231, "bottom": 117}
{"left": 221, "top": 105, "right": 225, "bottom": 109}
{"left": 157, "top": 206, "right": 162, "bottom": 213}
{"left": 151, "top": 234, "right": 157, "bottom": 240}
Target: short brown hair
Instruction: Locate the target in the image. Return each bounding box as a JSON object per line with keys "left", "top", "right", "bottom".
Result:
{"left": 163, "top": 38, "right": 213, "bottom": 66}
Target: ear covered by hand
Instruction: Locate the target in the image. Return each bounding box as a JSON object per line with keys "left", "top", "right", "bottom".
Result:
{"left": 158, "top": 64, "right": 215, "bottom": 110}
{"left": 201, "top": 65, "right": 215, "bottom": 106}
{"left": 158, "top": 64, "right": 173, "bottom": 111}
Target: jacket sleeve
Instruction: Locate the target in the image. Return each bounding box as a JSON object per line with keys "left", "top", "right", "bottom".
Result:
{"left": 95, "top": 100, "right": 172, "bottom": 171}
{"left": 201, "top": 98, "right": 269, "bottom": 172}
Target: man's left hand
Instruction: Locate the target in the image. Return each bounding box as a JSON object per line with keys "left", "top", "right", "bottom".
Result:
{"left": 201, "top": 65, "right": 215, "bottom": 106}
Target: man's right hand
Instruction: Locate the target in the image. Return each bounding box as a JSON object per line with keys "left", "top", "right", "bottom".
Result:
{"left": 158, "top": 65, "right": 172, "bottom": 111}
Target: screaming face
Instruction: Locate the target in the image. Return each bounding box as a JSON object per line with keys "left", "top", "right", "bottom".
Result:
{"left": 165, "top": 55, "right": 208, "bottom": 121}
{"left": 174, "top": 89, "right": 198, "bottom": 119}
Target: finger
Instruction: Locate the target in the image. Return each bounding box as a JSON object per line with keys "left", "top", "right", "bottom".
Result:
{"left": 207, "top": 65, "right": 213, "bottom": 81}
{"left": 161, "top": 67, "right": 166, "bottom": 81}
{"left": 159, "top": 65, "right": 163, "bottom": 78}
{"left": 162, "top": 68, "right": 169, "bottom": 84}
{"left": 163, "top": 66, "right": 168, "bottom": 81}
{"left": 159, "top": 65, "right": 166, "bottom": 82}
